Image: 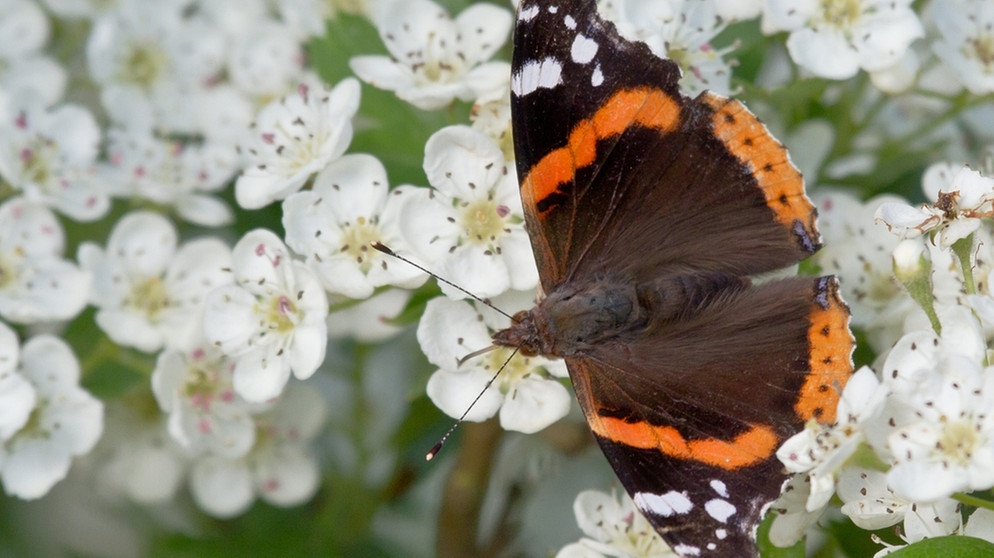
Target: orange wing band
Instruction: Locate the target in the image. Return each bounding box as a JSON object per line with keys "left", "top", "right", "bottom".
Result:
{"left": 592, "top": 416, "right": 779, "bottom": 471}
{"left": 522, "top": 87, "right": 681, "bottom": 217}
{"left": 701, "top": 92, "right": 818, "bottom": 246}
{"left": 794, "top": 277, "right": 855, "bottom": 423}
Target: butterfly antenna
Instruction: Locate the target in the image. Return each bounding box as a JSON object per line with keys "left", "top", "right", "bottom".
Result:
{"left": 370, "top": 242, "right": 514, "bottom": 320}
{"left": 425, "top": 346, "right": 520, "bottom": 461}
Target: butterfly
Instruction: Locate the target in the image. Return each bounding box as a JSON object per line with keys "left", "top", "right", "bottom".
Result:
{"left": 493, "top": 1, "right": 855, "bottom": 555}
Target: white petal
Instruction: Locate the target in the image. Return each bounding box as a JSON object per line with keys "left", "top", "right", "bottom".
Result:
{"left": 1, "top": 438, "right": 71, "bottom": 499}
{"left": 426, "top": 368, "right": 503, "bottom": 422}
{"left": 786, "top": 27, "right": 860, "bottom": 80}
{"left": 417, "top": 297, "right": 492, "bottom": 370}
{"left": 498, "top": 376, "right": 570, "bottom": 433}
{"left": 190, "top": 456, "right": 254, "bottom": 518}
{"left": 232, "top": 347, "right": 293, "bottom": 403}
{"left": 254, "top": 443, "right": 319, "bottom": 506}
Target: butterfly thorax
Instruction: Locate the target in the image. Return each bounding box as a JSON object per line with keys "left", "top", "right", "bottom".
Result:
{"left": 492, "top": 277, "right": 648, "bottom": 358}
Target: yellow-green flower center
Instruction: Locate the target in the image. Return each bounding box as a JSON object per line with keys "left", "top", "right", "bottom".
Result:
{"left": 265, "top": 294, "right": 298, "bottom": 333}
{"left": 129, "top": 276, "right": 169, "bottom": 318}
{"left": 969, "top": 35, "right": 994, "bottom": 71}
{"left": 937, "top": 419, "right": 981, "bottom": 465}
{"left": 20, "top": 137, "right": 57, "bottom": 188}
{"left": 121, "top": 41, "right": 168, "bottom": 89}
{"left": 818, "top": 0, "right": 861, "bottom": 28}
{"left": 342, "top": 216, "right": 380, "bottom": 273}
{"left": 461, "top": 198, "right": 507, "bottom": 247}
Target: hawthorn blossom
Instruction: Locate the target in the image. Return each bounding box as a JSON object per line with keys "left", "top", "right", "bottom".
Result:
{"left": 777, "top": 367, "right": 889, "bottom": 511}
{"left": 395, "top": 125, "right": 538, "bottom": 299}
{"left": 326, "top": 288, "right": 412, "bottom": 342}
{"left": 557, "top": 490, "right": 674, "bottom": 558}
{"left": 203, "top": 230, "right": 328, "bottom": 402}
{"left": 78, "top": 212, "right": 233, "bottom": 352}
{"left": 0, "top": 0, "right": 66, "bottom": 106}
{"left": 762, "top": 0, "right": 923, "bottom": 80}
{"left": 0, "top": 198, "right": 90, "bottom": 324}
{"left": 152, "top": 344, "right": 259, "bottom": 459}
{"left": 282, "top": 153, "right": 426, "bottom": 299}
{"left": 188, "top": 382, "right": 325, "bottom": 518}
{"left": 0, "top": 95, "right": 107, "bottom": 221}
{"left": 419, "top": 294, "right": 570, "bottom": 434}
{"left": 349, "top": 0, "right": 511, "bottom": 110}
{"left": 837, "top": 467, "right": 961, "bottom": 551}
{"left": 102, "top": 130, "right": 237, "bottom": 227}
{"left": 611, "top": 0, "right": 735, "bottom": 95}
{"left": 234, "top": 79, "right": 360, "bottom": 209}
{"left": 0, "top": 335, "right": 103, "bottom": 500}
{"left": 930, "top": 0, "right": 994, "bottom": 94}
{"left": 876, "top": 163, "right": 994, "bottom": 248}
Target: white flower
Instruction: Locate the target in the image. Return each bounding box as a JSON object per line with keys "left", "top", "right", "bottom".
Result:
{"left": 762, "top": 0, "right": 923, "bottom": 80}
{"left": 188, "top": 382, "right": 325, "bottom": 518}
{"left": 349, "top": 0, "right": 512, "bottom": 110}
{"left": 282, "top": 153, "right": 426, "bottom": 299}
{"left": 557, "top": 490, "right": 674, "bottom": 558}
{"left": 419, "top": 295, "right": 570, "bottom": 434}
{"left": 886, "top": 360, "right": 994, "bottom": 502}
{"left": 86, "top": 1, "right": 226, "bottom": 134}
{"left": 78, "top": 212, "right": 233, "bottom": 352}
{"left": 234, "top": 79, "right": 360, "bottom": 209}
{"left": 0, "top": 322, "right": 33, "bottom": 441}
{"left": 777, "top": 366, "right": 889, "bottom": 511}
{"left": 326, "top": 288, "right": 412, "bottom": 343}
{"left": 0, "top": 0, "right": 66, "bottom": 106}
{"left": 92, "top": 404, "right": 188, "bottom": 505}
{"left": 203, "top": 230, "right": 328, "bottom": 403}
{"left": 837, "top": 467, "right": 961, "bottom": 541}
{"left": 876, "top": 164, "right": 994, "bottom": 248}
{"left": 152, "top": 344, "right": 259, "bottom": 459}
{"left": 930, "top": 0, "right": 994, "bottom": 94}
{"left": 767, "top": 475, "right": 825, "bottom": 548}
{"left": 0, "top": 335, "right": 103, "bottom": 500}
{"left": 0, "top": 96, "right": 108, "bottom": 221}
{"left": 225, "top": 19, "right": 304, "bottom": 99}
{"left": 0, "top": 198, "right": 90, "bottom": 324}
{"left": 812, "top": 190, "right": 910, "bottom": 353}
{"left": 610, "top": 0, "right": 735, "bottom": 95}
{"left": 396, "top": 125, "right": 538, "bottom": 299}
{"left": 102, "top": 130, "right": 237, "bottom": 227}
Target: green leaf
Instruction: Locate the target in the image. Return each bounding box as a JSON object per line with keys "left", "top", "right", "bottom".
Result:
{"left": 886, "top": 537, "right": 994, "bottom": 557}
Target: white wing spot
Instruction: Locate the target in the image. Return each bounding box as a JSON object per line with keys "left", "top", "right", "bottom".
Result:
{"left": 570, "top": 34, "right": 598, "bottom": 64}
{"left": 548, "top": 5, "right": 559, "bottom": 13}
{"left": 705, "top": 499, "right": 737, "bottom": 523}
{"left": 715, "top": 528, "right": 728, "bottom": 540}
{"left": 591, "top": 65, "right": 604, "bottom": 86}
{"left": 519, "top": 4, "right": 539, "bottom": 21}
{"left": 564, "top": 14, "right": 576, "bottom": 29}
{"left": 673, "top": 544, "right": 701, "bottom": 556}
{"left": 511, "top": 57, "right": 563, "bottom": 96}
{"left": 707, "top": 543, "right": 717, "bottom": 550}
{"left": 633, "top": 491, "right": 693, "bottom": 518}
{"left": 710, "top": 479, "right": 729, "bottom": 497}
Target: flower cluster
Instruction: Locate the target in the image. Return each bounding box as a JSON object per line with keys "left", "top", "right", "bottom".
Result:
{"left": 1, "top": 0, "right": 994, "bottom": 556}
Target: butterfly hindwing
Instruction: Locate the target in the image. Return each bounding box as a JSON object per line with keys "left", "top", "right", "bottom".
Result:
{"left": 567, "top": 277, "right": 853, "bottom": 556}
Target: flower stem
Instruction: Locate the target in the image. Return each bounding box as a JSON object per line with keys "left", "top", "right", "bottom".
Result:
{"left": 954, "top": 492, "right": 994, "bottom": 511}
{"left": 436, "top": 418, "right": 502, "bottom": 558}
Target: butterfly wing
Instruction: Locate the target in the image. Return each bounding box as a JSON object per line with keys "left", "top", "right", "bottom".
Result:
{"left": 567, "top": 277, "right": 854, "bottom": 556}
{"left": 511, "top": 0, "right": 818, "bottom": 292}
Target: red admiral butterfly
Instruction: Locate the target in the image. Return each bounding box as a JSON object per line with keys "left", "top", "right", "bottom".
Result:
{"left": 493, "top": 1, "right": 855, "bottom": 556}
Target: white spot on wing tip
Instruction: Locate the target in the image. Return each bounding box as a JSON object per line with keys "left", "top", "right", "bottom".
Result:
{"left": 710, "top": 479, "right": 729, "bottom": 497}
{"left": 591, "top": 65, "right": 604, "bottom": 86}
{"left": 633, "top": 491, "right": 693, "bottom": 518}
{"left": 511, "top": 57, "right": 563, "bottom": 97}
{"left": 570, "top": 34, "right": 598, "bottom": 64}
{"left": 715, "top": 528, "right": 728, "bottom": 540}
{"left": 519, "top": 5, "right": 539, "bottom": 21}
{"left": 705, "top": 499, "right": 737, "bottom": 524}
{"left": 564, "top": 14, "right": 576, "bottom": 29}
